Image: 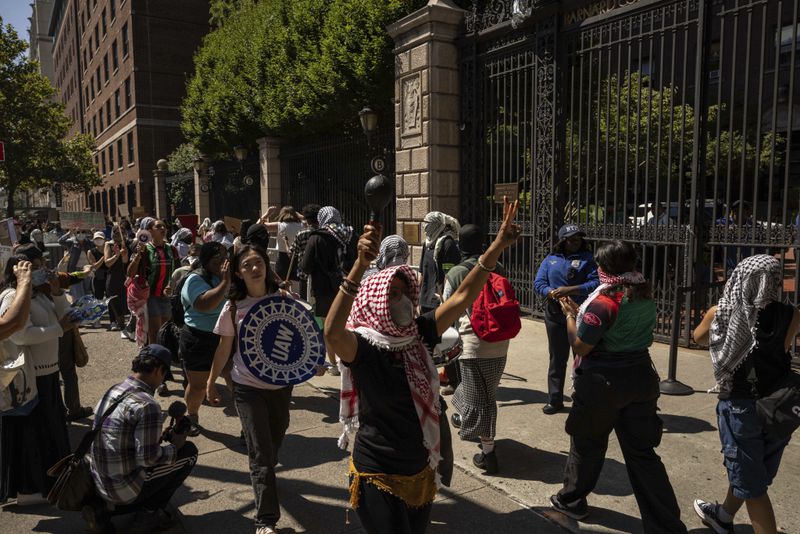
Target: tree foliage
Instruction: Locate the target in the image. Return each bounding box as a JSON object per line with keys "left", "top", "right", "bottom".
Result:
{"left": 0, "top": 20, "right": 99, "bottom": 216}
{"left": 182, "top": 0, "right": 426, "bottom": 152}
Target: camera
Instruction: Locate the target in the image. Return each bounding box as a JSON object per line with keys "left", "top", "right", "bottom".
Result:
{"left": 161, "top": 401, "right": 192, "bottom": 443}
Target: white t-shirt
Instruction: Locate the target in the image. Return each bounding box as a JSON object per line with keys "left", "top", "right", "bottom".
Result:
{"left": 276, "top": 222, "right": 305, "bottom": 253}
{"left": 213, "top": 293, "right": 286, "bottom": 390}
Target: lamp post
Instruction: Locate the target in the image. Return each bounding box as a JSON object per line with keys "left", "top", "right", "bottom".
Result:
{"left": 359, "top": 107, "right": 379, "bottom": 149}
{"left": 193, "top": 157, "right": 210, "bottom": 193}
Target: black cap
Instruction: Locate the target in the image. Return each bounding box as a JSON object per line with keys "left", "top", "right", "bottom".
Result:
{"left": 558, "top": 224, "right": 584, "bottom": 241}
{"left": 15, "top": 243, "right": 43, "bottom": 261}
{"left": 138, "top": 344, "right": 172, "bottom": 367}
{"left": 459, "top": 224, "right": 485, "bottom": 256}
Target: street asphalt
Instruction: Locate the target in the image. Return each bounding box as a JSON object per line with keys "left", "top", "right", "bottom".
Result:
{"left": 1, "top": 317, "right": 797, "bottom": 533}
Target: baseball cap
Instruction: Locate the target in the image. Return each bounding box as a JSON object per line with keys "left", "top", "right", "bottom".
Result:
{"left": 138, "top": 344, "right": 172, "bottom": 367}
{"left": 558, "top": 224, "right": 585, "bottom": 241}
{"left": 246, "top": 223, "right": 270, "bottom": 247}
{"left": 93, "top": 231, "right": 105, "bottom": 241}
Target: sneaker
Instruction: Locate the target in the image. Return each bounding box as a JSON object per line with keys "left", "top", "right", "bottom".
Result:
{"left": 82, "top": 502, "right": 116, "bottom": 533}
{"left": 140, "top": 508, "right": 177, "bottom": 532}
{"left": 693, "top": 499, "right": 734, "bottom": 534}
{"left": 550, "top": 494, "right": 589, "bottom": 521}
{"left": 157, "top": 384, "right": 169, "bottom": 397}
{"left": 187, "top": 415, "right": 201, "bottom": 437}
{"left": 109, "top": 325, "right": 121, "bottom": 331}
{"left": 473, "top": 451, "right": 499, "bottom": 475}
{"left": 328, "top": 366, "right": 340, "bottom": 377}
{"left": 441, "top": 384, "right": 455, "bottom": 396}
{"left": 256, "top": 526, "right": 277, "bottom": 534}
{"left": 542, "top": 403, "right": 564, "bottom": 415}
{"left": 121, "top": 329, "right": 134, "bottom": 341}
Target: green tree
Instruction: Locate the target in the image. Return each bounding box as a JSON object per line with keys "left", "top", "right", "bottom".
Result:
{"left": 182, "top": 0, "right": 426, "bottom": 152}
{"left": 0, "top": 20, "right": 99, "bottom": 217}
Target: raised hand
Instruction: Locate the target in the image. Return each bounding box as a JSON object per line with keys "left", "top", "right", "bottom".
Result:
{"left": 13, "top": 260, "right": 32, "bottom": 286}
{"left": 492, "top": 196, "right": 522, "bottom": 249}
{"left": 357, "top": 224, "right": 382, "bottom": 268}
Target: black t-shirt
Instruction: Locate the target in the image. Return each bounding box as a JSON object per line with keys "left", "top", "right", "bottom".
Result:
{"left": 724, "top": 301, "right": 794, "bottom": 400}
{"left": 419, "top": 236, "right": 460, "bottom": 311}
{"left": 346, "top": 311, "right": 441, "bottom": 475}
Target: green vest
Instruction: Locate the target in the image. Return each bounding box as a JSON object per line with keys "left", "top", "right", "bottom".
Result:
{"left": 598, "top": 296, "right": 656, "bottom": 354}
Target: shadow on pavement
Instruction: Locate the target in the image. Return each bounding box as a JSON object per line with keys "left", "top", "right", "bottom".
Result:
{"left": 290, "top": 393, "right": 339, "bottom": 424}
{"left": 279, "top": 434, "right": 349, "bottom": 470}
{"left": 496, "top": 386, "right": 550, "bottom": 407}
{"left": 660, "top": 413, "right": 716, "bottom": 434}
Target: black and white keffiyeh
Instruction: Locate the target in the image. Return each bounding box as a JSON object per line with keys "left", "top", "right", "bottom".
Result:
{"left": 423, "top": 212, "right": 460, "bottom": 258}
{"left": 318, "top": 206, "right": 353, "bottom": 249}
{"left": 709, "top": 254, "right": 782, "bottom": 390}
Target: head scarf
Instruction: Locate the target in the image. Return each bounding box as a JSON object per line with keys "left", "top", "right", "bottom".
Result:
{"left": 139, "top": 217, "right": 155, "bottom": 231}
{"left": 376, "top": 235, "right": 409, "bottom": 270}
{"left": 338, "top": 264, "right": 441, "bottom": 473}
{"left": 170, "top": 228, "right": 193, "bottom": 259}
{"left": 423, "top": 211, "right": 461, "bottom": 259}
{"left": 709, "top": 255, "right": 782, "bottom": 390}
{"left": 575, "top": 267, "right": 646, "bottom": 368}
{"left": 318, "top": 206, "right": 353, "bottom": 250}
{"left": 458, "top": 224, "right": 485, "bottom": 258}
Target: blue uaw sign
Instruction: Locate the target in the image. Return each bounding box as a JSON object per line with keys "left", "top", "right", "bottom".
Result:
{"left": 238, "top": 296, "right": 326, "bottom": 386}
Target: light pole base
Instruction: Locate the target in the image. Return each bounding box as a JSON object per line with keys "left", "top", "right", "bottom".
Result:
{"left": 659, "top": 379, "right": 694, "bottom": 396}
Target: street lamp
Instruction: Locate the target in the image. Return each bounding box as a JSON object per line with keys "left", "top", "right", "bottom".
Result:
{"left": 193, "top": 157, "right": 210, "bottom": 193}
{"left": 359, "top": 107, "right": 379, "bottom": 147}
{"left": 233, "top": 144, "right": 248, "bottom": 162}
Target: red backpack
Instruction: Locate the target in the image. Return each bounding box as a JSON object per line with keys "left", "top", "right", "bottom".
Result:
{"left": 470, "top": 272, "right": 521, "bottom": 342}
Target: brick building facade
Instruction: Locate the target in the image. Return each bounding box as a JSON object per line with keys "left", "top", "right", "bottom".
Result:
{"left": 49, "top": 0, "right": 208, "bottom": 216}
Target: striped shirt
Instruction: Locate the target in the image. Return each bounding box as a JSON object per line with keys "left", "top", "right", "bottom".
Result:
{"left": 87, "top": 376, "right": 177, "bottom": 504}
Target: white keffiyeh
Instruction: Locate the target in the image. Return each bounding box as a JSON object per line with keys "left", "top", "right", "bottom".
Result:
{"left": 423, "top": 212, "right": 460, "bottom": 259}
{"left": 709, "top": 254, "right": 782, "bottom": 391}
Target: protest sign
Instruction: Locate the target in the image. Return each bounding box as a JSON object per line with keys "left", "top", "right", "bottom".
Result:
{"left": 59, "top": 211, "right": 105, "bottom": 230}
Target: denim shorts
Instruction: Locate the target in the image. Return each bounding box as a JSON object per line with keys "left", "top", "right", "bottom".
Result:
{"left": 147, "top": 295, "right": 171, "bottom": 318}
{"left": 717, "top": 398, "right": 791, "bottom": 499}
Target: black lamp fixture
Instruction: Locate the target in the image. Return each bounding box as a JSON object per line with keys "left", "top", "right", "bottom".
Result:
{"left": 359, "top": 106, "right": 379, "bottom": 147}
{"left": 233, "top": 144, "right": 248, "bottom": 162}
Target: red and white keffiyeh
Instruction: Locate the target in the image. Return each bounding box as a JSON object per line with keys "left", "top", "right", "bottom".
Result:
{"left": 338, "top": 264, "right": 442, "bottom": 473}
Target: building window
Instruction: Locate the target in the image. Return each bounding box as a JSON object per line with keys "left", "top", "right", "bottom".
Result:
{"left": 112, "top": 40, "right": 118, "bottom": 71}
{"left": 99, "top": 107, "right": 104, "bottom": 131}
{"left": 106, "top": 99, "right": 111, "bottom": 122}
{"left": 101, "top": 8, "right": 107, "bottom": 36}
{"left": 85, "top": 86, "right": 89, "bottom": 105}
{"left": 124, "top": 77, "right": 131, "bottom": 108}
{"left": 92, "top": 115, "right": 97, "bottom": 135}
{"left": 127, "top": 131, "right": 134, "bottom": 164}
{"left": 94, "top": 24, "right": 99, "bottom": 51}
{"left": 110, "top": 0, "right": 116, "bottom": 21}
{"left": 117, "top": 139, "right": 124, "bottom": 168}
{"left": 114, "top": 89, "right": 121, "bottom": 116}
{"left": 83, "top": 49, "right": 87, "bottom": 71}
{"left": 108, "top": 145, "right": 114, "bottom": 173}
{"left": 90, "top": 80, "right": 95, "bottom": 101}
{"left": 96, "top": 69, "right": 100, "bottom": 92}
{"left": 101, "top": 151, "right": 106, "bottom": 175}
{"left": 121, "top": 23, "right": 129, "bottom": 57}
{"left": 103, "top": 54, "right": 109, "bottom": 83}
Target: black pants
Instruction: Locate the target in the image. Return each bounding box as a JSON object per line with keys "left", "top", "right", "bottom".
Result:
{"left": 354, "top": 478, "right": 432, "bottom": 534}
{"left": 93, "top": 275, "right": 107, "bottom": 300}
{"left": 544, "top": 312, "right": 571, "bottom": 405}
{"left": 58, "top": 329, "right": 82, "bottom": 414}
{"left": 108, "top": 441, "right": 198, "bottom": 514}
{"left": 234, "top": 383, "right": 293, "bottom": 528}
{"left": 559, "top": 361, "right": 687, "bottom": 534}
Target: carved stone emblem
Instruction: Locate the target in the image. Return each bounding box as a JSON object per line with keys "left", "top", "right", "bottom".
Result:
{"left": 401, "top": 75, "right": 421, "bottom": 136}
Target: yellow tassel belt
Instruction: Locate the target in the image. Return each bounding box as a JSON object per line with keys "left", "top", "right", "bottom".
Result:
{"left": 348, "top": 458, "right": 436, "bottom": 510}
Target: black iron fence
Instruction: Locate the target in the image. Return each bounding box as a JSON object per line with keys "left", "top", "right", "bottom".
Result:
{"left": 279, "top": 130, "right": 395, "bottom": 232}
{"left": 460, "top": 0, "right": 800, "bottom": 344}
{"left": 165, "top": 171, "right": 195, "bottom": 219}
{"left": 209, "top": 157, "right": 261, "bottom": 222}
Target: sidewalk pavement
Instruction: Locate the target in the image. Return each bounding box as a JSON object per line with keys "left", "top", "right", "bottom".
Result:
{"left": 1, "top": 318, "right": 797, "bottom": 533}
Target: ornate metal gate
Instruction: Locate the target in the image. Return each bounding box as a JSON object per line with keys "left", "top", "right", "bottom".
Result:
{"left": 460, "top": 0, "right": 800, "bottom": 343}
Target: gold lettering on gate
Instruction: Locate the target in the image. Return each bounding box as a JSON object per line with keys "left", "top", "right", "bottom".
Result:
{"left": 564, "top": 0, "right": 641, "bottom": 27}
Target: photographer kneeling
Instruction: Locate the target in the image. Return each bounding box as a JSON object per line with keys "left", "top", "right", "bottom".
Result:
{"left": 83, "top": 345, "right": 198, "bottom": 533}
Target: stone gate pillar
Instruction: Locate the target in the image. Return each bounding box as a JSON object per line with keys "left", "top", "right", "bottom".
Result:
{"left": 257, "top": 137, "right": 283, "bottom": 217}
{"left": 153, "top": 159, "right": 169, "bottom": 220}
{"left": 388, "top": 0, "right": 465, "bottom": 265}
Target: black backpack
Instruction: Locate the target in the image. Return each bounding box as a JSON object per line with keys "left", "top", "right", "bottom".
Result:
{"left": 170, "top": 272, "right": 213, "bottom": 327}
{"left": 756, "top": 372, "right": 800, "bottom": 440}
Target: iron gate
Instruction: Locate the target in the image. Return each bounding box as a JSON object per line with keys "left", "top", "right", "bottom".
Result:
{"left": 460, "top": 0, "right": 800, "bottom": 343}
{"left": 279, "top": 129, "right": 396, "bottom": 233}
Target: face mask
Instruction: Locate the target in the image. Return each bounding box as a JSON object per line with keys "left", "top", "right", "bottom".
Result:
{"left": 389, "top": 295, "right": 414, "bottom": 327}
{"left": 94, "top": 239, "right": 105, "bottom": 247}
{"left": 31, "top": 268, "right": 50, "bottom": 287}
{"left": 76, "top": 233, "right": 86, "bottom": 241}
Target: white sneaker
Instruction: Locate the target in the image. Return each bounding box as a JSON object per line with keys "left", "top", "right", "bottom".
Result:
{"left": 256, "top": 527, "right": 277, "bottom": 534}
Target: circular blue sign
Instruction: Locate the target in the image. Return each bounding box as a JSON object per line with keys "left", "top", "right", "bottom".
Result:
{"left": 238, "top": 296, "right": 326, "bottom": 386}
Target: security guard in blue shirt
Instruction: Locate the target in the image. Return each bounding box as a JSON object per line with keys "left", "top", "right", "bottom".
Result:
{"left": 534, "top": 224, "right": 599, "bottom": 414}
